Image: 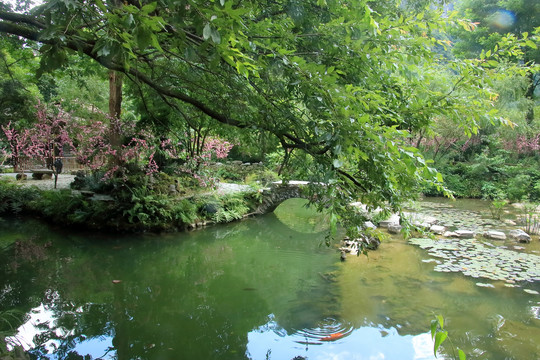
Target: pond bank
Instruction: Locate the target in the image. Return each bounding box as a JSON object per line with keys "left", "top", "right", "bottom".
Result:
{"left": 2, "top": 173, "right": 540, "bottom": 244}
{"left": 0, "top": 173, "right": 262, "bottom": 233}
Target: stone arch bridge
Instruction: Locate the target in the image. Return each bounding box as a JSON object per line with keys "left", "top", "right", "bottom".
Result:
{"left": 254, "top": 181, "right": 318, "bottom": 214}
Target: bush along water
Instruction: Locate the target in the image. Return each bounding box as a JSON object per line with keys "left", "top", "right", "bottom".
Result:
{"left": 0, "top": 170, "right": 260, "bottom": 233}
{"left": 418, "top": 114, "right": 540, "bottom": 201}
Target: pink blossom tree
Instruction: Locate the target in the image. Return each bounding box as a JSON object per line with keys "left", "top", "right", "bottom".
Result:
{"left": 2, "top": 101, "right": 234, "bottom": 187}
{"left": 26, "top": 102, "right": 74, "bottom": 169}
{"left": 1, "top": 103, "right": 75, "bottom": 187}
{"left": 1, "top": 121, "right": 31, "bottom": 172}
{"left": 72, "top": 116, "right": 161, "bottom": 179}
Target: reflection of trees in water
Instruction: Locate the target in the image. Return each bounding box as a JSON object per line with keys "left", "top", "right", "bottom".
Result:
{"left": 0, "top": 216, "right": 341, "bottom": 359}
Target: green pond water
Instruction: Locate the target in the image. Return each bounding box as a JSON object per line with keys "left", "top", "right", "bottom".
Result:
{"left": 0, "top": 198, "right": 539, "bottom": 359}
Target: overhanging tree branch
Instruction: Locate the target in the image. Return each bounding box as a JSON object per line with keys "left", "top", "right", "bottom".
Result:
{"left": 0, "top": 11, "right": 45, "bottom": 29}
{"left": 0, "top": 9, "right": 336, "bottom": 157}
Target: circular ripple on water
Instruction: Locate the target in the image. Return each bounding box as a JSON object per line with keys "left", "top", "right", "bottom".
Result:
{"left": 292, "top": 318, "right": 355, "bottom": 344}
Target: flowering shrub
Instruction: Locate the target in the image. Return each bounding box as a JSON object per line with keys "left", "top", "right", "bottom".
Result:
{"left": 175, "top": 136, "right": 234, "bottom": 187}
{"left": 1, "top": 101, "right": 234, "bottom": 186}
{"left": 68, "top": 115, "right": 164, "bottom": 179}
{"left": 0, "top": 147, "right": 8, "bottom": 167}
{"left": 1, "top": 102, "right": 73, "bottom": 171}
{"left": 1, "top": 122, "right": 24, "bottom": 171}
{"left": 502, "top": 134, "right": 540, "bottom": 154}
{"left": 29, "top": 102, "right": 73, "bottom": 164}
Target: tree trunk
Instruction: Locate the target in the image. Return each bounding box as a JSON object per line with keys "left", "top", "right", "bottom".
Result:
{"left": 108, "top": 70, "right": 123, "bottom": 168}
{"left": 109, "top": 70, "right": 123, "bottom": 118}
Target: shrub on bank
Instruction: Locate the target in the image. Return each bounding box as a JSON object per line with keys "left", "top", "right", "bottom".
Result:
{"left": 0, "top": 178, "right": 39, "bottom": 214}
{"left": 423, "top": 149, "right": 540, "bottom": 201}
{"left": 0, "top": 173, "right": 258, "bottom": 233}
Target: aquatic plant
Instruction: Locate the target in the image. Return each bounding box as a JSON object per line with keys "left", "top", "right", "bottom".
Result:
{"left": 517, "top": 202, "right": 540, "bottom": 235}
{"left": 488, "top": 199, "right": 507, "bottom": 220}
{"left": 431, "top": 315, "right": 466, "bottom": 360}
{"left": 409, "top": 238, "right": 540, "bottom": 285}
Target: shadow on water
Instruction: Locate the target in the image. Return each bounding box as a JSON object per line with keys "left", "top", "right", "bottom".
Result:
{"left": 0, "top": 198, "right": 539, "bottom": 359}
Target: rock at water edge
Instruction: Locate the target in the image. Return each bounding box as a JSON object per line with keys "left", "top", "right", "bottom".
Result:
{"left": 364, "top": 221, "right": 377, "bottom": 229}
{"left": 443, "top": 231, "right": 458, "bottom": 238}
{"left": 430, "top": 225, "right": 446, "bottom": 235}
{"left": 508, "top": 229, "right": 531, "bottom": 244}
{"left": 379, "top": 214, "right": 400, "bottom": 228}
{"left": 455, "top": 230, "right": 475, "bottom": 239}
{"left": 388, "top": 223, "right": 402, "bottom": 234}
{"left": 483, "top": 230, "right": 506, "bottom": 241}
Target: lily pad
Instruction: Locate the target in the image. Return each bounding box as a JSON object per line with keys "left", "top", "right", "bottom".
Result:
{"left": 409, "top": 237, "right": 540, "bottom": 284}
{"left": 476, "top": 282, "right": 495, "bottom": 288}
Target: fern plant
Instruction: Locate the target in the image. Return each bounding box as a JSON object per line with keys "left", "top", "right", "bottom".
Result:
{"left": 122, "top": 187, "right": 174, "bottom": 228}
{"left": 211, "top": 194, "right": 250, "bottom": 223}
{"left": 172, "top": 199, "right": 198, "bottom": 225}
{"left": 0, "top": 178, "right": 39, "bottom": 215}
{"left": 33, "top": 190, "right": 83, "bottom": 223}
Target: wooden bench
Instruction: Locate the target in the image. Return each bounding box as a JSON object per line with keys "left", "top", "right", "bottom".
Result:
{"left": 30, "top": 169, "right": 54, "bottom": 180}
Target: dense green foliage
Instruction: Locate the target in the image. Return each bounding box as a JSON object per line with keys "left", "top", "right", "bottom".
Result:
{"left": 0, "top": 0, "right": 538, "bottom": 236}
{"left": 419, "top": 0, "right": 540, "bottom": 202}
{"left": 0, "top": 174, "right": 259, "bottom": 232}
{"left": 0, "top": 177, "right": 39, "bottom": 214}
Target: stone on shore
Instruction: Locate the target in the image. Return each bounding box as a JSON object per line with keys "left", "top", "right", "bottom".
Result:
{"left": 483, "top": 230, "right": 506, "bottom": 241}
{"left": 387, "top": 223, "right": 402, "bottom": 234}
{"left": 455, "top": 230, "right": 475, "bottom": 239}
{"left": 430, "top": 225, "right": 446, "bottom": 235}
{"left": 364, "top": 221, "right": 377, "bottom": 229}
{"left": 443, "top": 231, "right": 458, "bottom": 238}
{"left": 379, "top": 214, "right": 400, "bottom": 228}
{"left": 508, "top": 229, "right": 531, "bottom": 243}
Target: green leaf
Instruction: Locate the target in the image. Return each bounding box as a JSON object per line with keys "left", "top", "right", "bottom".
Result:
{"left": 141, "top": 2, "right": 157, "bottom": 15}
{"left": 210, "top": 28, "right": 221, "bottom": 44}
{"left": 203, "top": 24, "right": 212, "bottom": 40}
{"left": 433, "top": 331, "right": 448, "bottom": 357}
{"left": 150, "top": 34, "right": 163, "bottom": 52}
{"left": 525, "top": 39, "right": 537, "bottom": 49}
{"left": 458, "top": 349, "right": 467, "bottom": 360}
{"left": 135, "top": 27, "right": 152, "bottom": 49}
{"left": 96, "top": 43, "right": 111, "bottom": 57}
{"left": 430, "top": 319, "right": 437, "bottom": 339}
{"left": 436, "top": 314, "right": 444, "bottom": 329}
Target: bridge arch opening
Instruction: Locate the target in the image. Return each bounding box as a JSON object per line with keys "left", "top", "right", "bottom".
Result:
{"left": 273, "top": 199, "right": 329, "bottom": 234}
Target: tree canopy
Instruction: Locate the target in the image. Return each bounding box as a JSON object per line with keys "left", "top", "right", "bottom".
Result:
{"left": 0, "top": 0, "right": 536, "bottom": 234}
{"left": 452, "top": 0, "right": 540, "bottom": 123}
